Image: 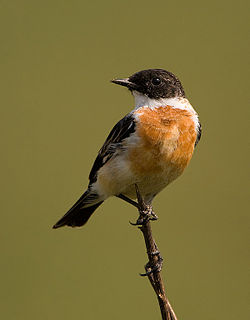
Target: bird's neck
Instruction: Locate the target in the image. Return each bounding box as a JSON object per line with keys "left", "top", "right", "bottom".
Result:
{"left": 133, "top": 91, "right": 188, "bottom": 110}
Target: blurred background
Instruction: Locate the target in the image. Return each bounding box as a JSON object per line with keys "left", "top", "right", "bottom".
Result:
{"left": 0, "top": 0, "right": 249, "bottom": 319}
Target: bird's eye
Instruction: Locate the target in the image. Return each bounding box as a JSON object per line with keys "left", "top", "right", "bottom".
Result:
{"left": 152, "top": 77, "right": 161, "bottom": 85}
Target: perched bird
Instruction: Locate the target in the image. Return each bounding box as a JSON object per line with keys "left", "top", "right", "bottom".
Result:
{"left": 53, "top": 69, "right": 201, "bottom": 229}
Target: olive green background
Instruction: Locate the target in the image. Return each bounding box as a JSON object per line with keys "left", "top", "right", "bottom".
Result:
{"left": 1, "top": 1, "right": 249, "bottom": 319}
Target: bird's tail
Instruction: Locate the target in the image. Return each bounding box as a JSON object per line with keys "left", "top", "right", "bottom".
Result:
{"left": 53, "top": 190, "right": 104, "bottom": 229}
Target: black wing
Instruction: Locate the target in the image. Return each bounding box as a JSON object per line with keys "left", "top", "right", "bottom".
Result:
{"left": 195, "top": 120, "right": 202, "bottom": 147}
{"left": 89, "top": 113, "right": 136, "bottom": 184}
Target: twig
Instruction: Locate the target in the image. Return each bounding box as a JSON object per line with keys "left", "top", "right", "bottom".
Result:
{"left": 133, "top": 184, "right": 178, "bottom": 320}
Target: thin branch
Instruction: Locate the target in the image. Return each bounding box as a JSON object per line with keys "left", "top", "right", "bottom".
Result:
{"left": 132, "top": 184, "right": 178, "bottom": 320}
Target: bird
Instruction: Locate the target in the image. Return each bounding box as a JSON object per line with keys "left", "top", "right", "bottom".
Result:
{"left": 53, "top": 69, "right": 201, "bottom": 229}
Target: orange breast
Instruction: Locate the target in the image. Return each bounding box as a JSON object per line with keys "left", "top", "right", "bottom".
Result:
{"left": 129, "top": 106, "right": 197, "bottom": 181}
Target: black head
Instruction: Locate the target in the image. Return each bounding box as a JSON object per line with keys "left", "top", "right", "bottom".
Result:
{"left": 112, "top": 69, "right": 185, "bottom": 99}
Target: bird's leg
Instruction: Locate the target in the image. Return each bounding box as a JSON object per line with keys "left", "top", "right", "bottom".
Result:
{"left": 130, "top": 184, "right": 158, "bottom": 226}
{"left": 116, "top": 194, "right": 139, "bottom": 208}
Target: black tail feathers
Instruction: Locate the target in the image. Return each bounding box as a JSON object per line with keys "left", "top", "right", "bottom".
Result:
{"left": 53, "top": 191, "right": 103, "bottom": 229}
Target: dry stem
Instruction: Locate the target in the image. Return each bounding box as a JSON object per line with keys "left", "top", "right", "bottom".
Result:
{"left": 134, "top": 184, "right": 178, "bottom": 320}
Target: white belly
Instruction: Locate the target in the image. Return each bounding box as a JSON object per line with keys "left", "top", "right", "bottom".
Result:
{"left": 93, "top": 150, "right": 182, "bottom": 204}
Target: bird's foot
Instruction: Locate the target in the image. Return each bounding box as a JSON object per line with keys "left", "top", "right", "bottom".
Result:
{"left": 129, "top": 184, "right": 158, "bottom": 226}
{"left": 129, "top": 205, "right": 158, "bottom": 226}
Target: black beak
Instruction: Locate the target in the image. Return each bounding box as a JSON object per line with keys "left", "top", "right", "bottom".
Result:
{"left": 111, "top": 78, "right": 139, "bottom": 90}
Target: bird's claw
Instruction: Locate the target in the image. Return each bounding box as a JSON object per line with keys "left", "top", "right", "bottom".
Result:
{"left": 129, "top": 207, "right": 158, "bottom": 226}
